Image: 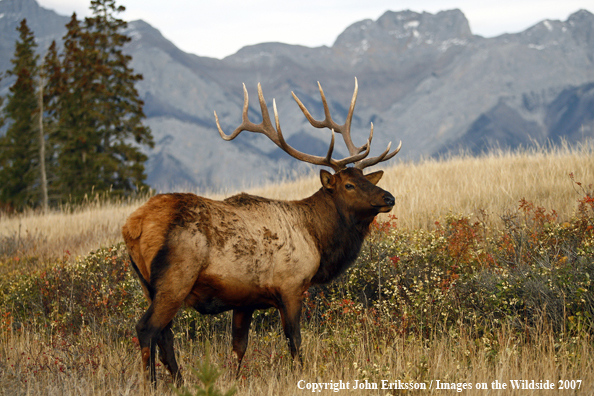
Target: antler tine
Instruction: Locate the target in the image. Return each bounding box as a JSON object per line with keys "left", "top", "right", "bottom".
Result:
{"left": 256, "top": 83, "right": 280, "bottom": 143}
{"left": 215, "top": 83, "right": 249, "bottom": 141}
{"left": 274, "top": 99, "right": 338, "bottom": 165}
{"left": 325, "top": 130, "right": 336, "bottom": 164}
{"left": 343, "top": 77, "right": 367, "bottom": 155}
{"left": 292, "top": 78, "right": 366, "bottom": 156}
{"left": 355, "top": 140, "right": 402, "bottom": 170}
{"left": 215, "top": 83, "right": 282, "bottom": 146}
{"left": 274, "top": 99, "right": 343, "bottom": 171}
{"left": 334, "top": 132, "right": 372, "bottom": 170}
{"left": 291, "top": 86, "right": 336, "bottom": 130}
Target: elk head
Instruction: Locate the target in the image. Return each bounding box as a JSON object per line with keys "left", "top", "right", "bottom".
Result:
{"left": 320, "top": 167, "right": 396, "bottom": 223}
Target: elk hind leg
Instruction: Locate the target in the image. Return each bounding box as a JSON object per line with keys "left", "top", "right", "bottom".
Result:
{"left": 232, "top": 308, "right": 254, "bottom": 379}
{"left": 136, "top": 304, "right": 160, "bottom": 386}
{"left": 157, "top": 321, "right": 182, "bottom": 386}
{"left": 136, "top": 297, "right": 184, "bottom": 387}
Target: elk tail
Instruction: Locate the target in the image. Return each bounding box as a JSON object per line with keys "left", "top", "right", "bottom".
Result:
{"left": 129, "top": 254, "right": 156, "bottom": 301}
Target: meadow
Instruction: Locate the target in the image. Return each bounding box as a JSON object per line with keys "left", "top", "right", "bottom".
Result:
{"left": 0, "top": 143, "right": 593, "bottom": 395}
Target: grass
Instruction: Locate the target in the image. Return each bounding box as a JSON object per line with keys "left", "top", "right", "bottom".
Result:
{"left": 2, "top": 318, "right": 593, "bottom": 395}
{"left": 1, "top": 143, "right": 593, "bottom": 395}
{"left": 250, "top": 141, "right": 594, "bottom": 229}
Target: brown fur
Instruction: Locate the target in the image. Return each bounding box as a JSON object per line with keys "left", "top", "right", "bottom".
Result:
{"left": 123, "top": 167, "right": 395, "bottom": 385}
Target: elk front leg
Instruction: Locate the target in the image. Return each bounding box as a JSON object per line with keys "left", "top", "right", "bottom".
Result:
{"left": 279, "top": 298, "right": 303, "bottom": 365}
{"left": 232, "top": 308, "right": 254, "bottom": 379}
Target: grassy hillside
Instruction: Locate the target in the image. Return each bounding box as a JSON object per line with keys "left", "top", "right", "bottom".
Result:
{"left": 0, "top": 144, "right": 593, "bottom": 395}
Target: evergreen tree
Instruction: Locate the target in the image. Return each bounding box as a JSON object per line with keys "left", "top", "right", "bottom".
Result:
{"left": 54, "top": 1, "right": 153, "bottom": 202}
{"left": 40, "top": 41, "right": 64, "bottom": 204}
{"left": 52, "top": 13, "right": 100, "bottom": 201}
{"left": 0, "top": 19, "right": 40, "bottom": 210}
{"left": 85, "top": 0, "right": 153, "bottom": 194}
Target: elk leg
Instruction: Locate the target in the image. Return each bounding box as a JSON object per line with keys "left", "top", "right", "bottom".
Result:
{"left": 279, "top": 299, "right": 303, "bottom": 365}
{"left": 232, "top": 308, "right": 254, "bottom": 379}
{"left": 157, "top": 321, "right": 182, "bottom": 386}
{"left": 136, "top": 304, "right": 160, "bottom": 386}
{"left": 136, "top": 297, "right": 184, "bottom": 387}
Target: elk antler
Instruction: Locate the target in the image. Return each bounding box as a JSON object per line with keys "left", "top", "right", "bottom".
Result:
{"left": 214, "top": 79, "right": 401, "bottom": 172}
{"left": 292, "top": 78, "right": 401, "bottom": 170}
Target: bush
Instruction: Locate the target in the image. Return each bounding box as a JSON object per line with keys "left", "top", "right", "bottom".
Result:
{"left": 0, "top": 244, "right": 144, "bottom": 336}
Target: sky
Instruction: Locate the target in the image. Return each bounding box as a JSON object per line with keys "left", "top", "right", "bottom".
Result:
{"left": 36, "top": 0, "right": 594, "bottom": 59}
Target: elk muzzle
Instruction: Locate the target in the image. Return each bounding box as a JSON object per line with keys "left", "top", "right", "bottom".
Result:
{"left": 376, "top": 191, "right": 395, "bottom": 213}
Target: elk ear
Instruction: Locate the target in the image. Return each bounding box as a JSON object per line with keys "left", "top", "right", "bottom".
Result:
{"left": 365, "top": 170, "right": 384, "bottom": 185}
{"left": 320, "top": 169, "right": 335, "bottom": 190}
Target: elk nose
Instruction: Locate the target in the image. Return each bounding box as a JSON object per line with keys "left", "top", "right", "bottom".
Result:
{"left": 383, "top": 193, "right": 395, "bottom": 207}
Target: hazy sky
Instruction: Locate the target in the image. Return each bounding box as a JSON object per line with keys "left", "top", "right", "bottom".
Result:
{"left": 36, "top": 0, "right": 593, "bottom": 59}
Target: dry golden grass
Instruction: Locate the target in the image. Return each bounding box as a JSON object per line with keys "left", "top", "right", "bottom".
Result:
{"left": 1, "top": 143, "right": 592, "bottom": 262}
{"left": 251, "top": 142, "right": 594, "bottom": 229}
{"left": 0, "top": 198, "right": 145, "bottom": 277}
{"left": 3, "top": 319, "right": 593, "bottom": 395}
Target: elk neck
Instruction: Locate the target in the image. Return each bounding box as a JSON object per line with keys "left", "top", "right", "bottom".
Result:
{"left": 296, "top": 188, "right": 374, "bottom": 285}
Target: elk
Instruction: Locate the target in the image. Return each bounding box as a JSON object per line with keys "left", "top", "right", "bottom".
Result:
{"left": 122, "top": 78, "right": 401, "bottom": 386}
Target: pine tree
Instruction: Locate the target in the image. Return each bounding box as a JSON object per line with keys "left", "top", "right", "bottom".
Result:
{"left": 41, "top": 40, "right": 63, "bottom": 205}
{"left": 54, "top": 1, "right": 153, "bottom": 202}
{"left": 0, "top": 19, "right": 40, "bottom": 210}
{"left": 85, "top": 0, "right": 153, "bottom": 194}
{"left": 52, "top": 13, "right": 100, "bottom": 201}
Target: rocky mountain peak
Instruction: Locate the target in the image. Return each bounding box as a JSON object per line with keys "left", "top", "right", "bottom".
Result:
{"left": 333, "top": 9, "right": 474, "bottom": 55}
{"left": 508, "top": 8, "right": 594, "bottom": 52}
{"left": 567, "top": 9, "right": 594, "bottom": 48}
{"left": 568, "top": 9, "right": 594, "bottom": 24}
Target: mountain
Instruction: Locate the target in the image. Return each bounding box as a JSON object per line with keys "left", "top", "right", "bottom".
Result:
{"left": 444, "top": 82, "right": 594, "bottom": 153}
{"left": 0, "top": 0, "right": 68, "bottom": 74}
{"left": 1, "top": 1, "right": 593, "bottom": 191}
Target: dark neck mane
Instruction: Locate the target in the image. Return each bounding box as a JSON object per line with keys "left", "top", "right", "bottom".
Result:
{"left": 297, "top": 189, "right": 374, "bottom": 284}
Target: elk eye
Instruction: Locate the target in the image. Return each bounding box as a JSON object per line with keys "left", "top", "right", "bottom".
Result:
{"left": 345, "top": 183, "right": 355, "bottom": 190}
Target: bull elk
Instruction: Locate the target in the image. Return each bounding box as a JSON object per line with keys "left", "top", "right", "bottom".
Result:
{"left": 122, "top": 78, "right": 401, "bottom": 386}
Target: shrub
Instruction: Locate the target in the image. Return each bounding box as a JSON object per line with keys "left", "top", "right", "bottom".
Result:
{"left": 0, "top": 244, "right": 144, "bottom": 336}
